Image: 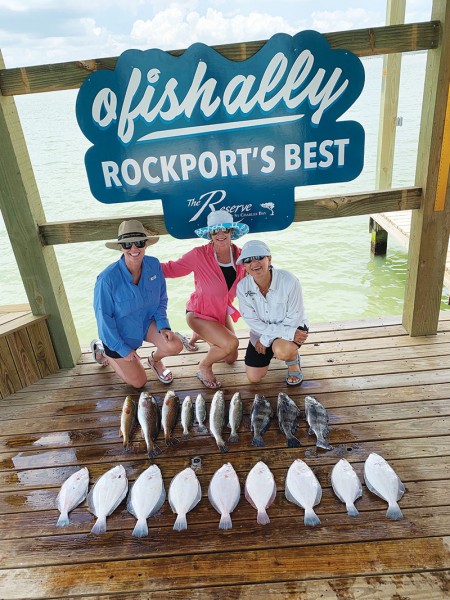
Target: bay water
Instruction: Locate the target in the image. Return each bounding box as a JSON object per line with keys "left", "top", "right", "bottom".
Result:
{"left": 1, "top": 52, "right": 449, "bottom": 343}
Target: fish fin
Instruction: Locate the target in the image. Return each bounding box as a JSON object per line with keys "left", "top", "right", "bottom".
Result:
{"left": 197, "top": 425, "right": 208, "bottom": 433}
{"left": 126, "top": 487, "right": 137, "bottom": 519}
{"left": 346, "top": 503, "right": 359, "bottom": 517}
{"left": 119, "top": 428, "right": 123, "bottom": 437}
{"left": 308, "top": 427, "right": 313, "bottom": 435}
{"left": 257, "top": 510, "right": 270, "bottom": 525}
{"left": 149, "top": 444, "right": 162, "bottom": 458}
{"left": 397, "top": 479, "right": 406, "bottom": 501}
{"left": 260, "top": 421, "right": 271, "bottom": 435}
{"left": 364, "top": 476, "right": 384, "bottom": 501}
{"left": 87, "top": 488, "right": 96, "bottom": 514}
{"left": 106, "top": 482, "right": 128, "bottom": 517}
{"left": 287, "top": 436, "right": 301, "bottom": 448}
{"left": 173, "top": 514, "right": 188, "bottom": 531}
{"left": 228, "top": 433, "right": 239, "bottom": 442}
{"left": 285, "top": 484, "right": 301, "bottom": 508}
{"left": 218, "top": 442, "right": 228, "bottom": 453}
{"left": 304, "top": 509, "right": 320, "bottom": 527}
{"left": 245, "top": 487, "right": 258, "bottom": 511}
{"left": 132, "top": 518, "right": 149, "bottom": 537}
{"left": 219, "top": 514, "right": 232, "bottom": 530}
{"left": 208, "top": 487, "right": 220, "bottom": 514}
{"left": 91, "top": 516, "right": 107, "bottom": 534}
{"left": 148, "top": 485, "right": 166, "bottom": 518}
{"left": 386, "top": 502, "right": 403, "bottom": 520}
{"left": 252, "top": 435, "right": 265, "bottom": 447}
{"left": 56, "top": 512, "right": 70, "bottom": 527}
{"left": 316, "top": 439, "right": 333, "bottom": 450}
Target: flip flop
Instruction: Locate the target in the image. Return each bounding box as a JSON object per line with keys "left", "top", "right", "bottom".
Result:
{"left": 148, "top": 351, "right": 173, "bottom": 384}
{"left": 174, "top": 332, "right": 199, "bottom": 352}
{"left": 90, "top": 339, "right": 108, "bottom": 366}
{"left": 195, "top": 370, "right": 221, "bottom": 389}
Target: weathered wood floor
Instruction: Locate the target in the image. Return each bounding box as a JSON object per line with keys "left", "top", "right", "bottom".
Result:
{"left": 0, "top": 314, "right": 450, "bottom": 598}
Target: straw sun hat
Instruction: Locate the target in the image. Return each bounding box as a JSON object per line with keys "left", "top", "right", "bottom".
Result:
{"left": 194, "top": 209, "right": 249, "bottom": 240}
{"left": 105, "top": 220, "right": 159, "bottom": 251}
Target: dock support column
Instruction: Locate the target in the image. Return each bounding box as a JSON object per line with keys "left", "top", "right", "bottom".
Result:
{"left": 403, "top": 0, "right": 450, "bottom": 336}
{"left": 369, "top": 218, "right": 388, "bottom": 256}
{"left": 0, "top": 51, "right": 81, "bottom": 367}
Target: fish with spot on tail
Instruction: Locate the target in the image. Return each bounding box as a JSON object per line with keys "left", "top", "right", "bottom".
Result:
{"left": 88, "top": 465, "right": 128, "bottom": 534}
{"left": 245, "top": 461, "right": 276, "bottom": 525}
{"left": 331, "top": 459, "right": 362, "bottom": 516}
{"left": 55, "top": 467, "right": 89, "bottom": 527}
{"left": 277, "top": 392, "right": 302, "bottom": 448}
{"left": 250, "top": 394, "right": 273, "bottom": 447}
{"left": 137, "top": 392, "right": 161, "bottom": 458}
{"left": 208, "top": 463, "right": 241, "bottom": 529}
{"left": 285, "top": 459, "right": 322, "bottom": 526}
{"left": 304, "top": 395, "right": 333, "bottom": 450}
{"left": 127, "top": 464, "right": 165, "bottom": 537}
{"left": 364, "top": 453, "right": 405, "bottom": 520}
{"left": 209, "top": 389, "right": 227, "bottom": 452}
{"left": 195, "top": 393, "right": 208, "bottom": 433}
{"left": 168, "top": 467, "right": 202, "bottom": 531}
{"left": 161, "top": 390, "right": 180, "bottom": 446}
{"left": 119, "top": 395, "right": 136, "bottom": 449}
{"left": 228, "top": 392, "right": 243, "bottom": 442}
{"left": 181, "top": 395, "right": 194, "bottom": 437}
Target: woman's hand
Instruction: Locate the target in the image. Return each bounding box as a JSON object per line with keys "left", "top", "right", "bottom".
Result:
{"left": 124, "top": 350, "right": 141, "bottom": 362}
{"left": 255, "top": 340, "right": 267, "bottom": 354}
{"left": 294, "top": 329, "right": 309, "bottom": 344}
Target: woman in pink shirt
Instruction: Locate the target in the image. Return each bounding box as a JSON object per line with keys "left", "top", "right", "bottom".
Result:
{"left": 162, "top": 210, "right": 249, "bottom": 389}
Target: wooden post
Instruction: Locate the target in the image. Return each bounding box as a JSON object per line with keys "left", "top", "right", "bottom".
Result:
{"left": 402, "top": 0, "right": 450, "bottom": 336}
{"left": 0, "top": 51, "right": 80, "bottom": 367}
{"left": 369, "top": 218, "right": 388, "bottom": 255}
{"left": 375, "top": 0, "right": 406, "bottom": 190}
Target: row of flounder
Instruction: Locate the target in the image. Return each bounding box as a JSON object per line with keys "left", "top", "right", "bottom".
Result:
{"left": 55, "top": 453, "right": 405, "bottom": 535}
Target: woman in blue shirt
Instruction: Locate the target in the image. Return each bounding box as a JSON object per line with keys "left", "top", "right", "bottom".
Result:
{"left": 92, "top": 220, "right": 183, "bottom": 388}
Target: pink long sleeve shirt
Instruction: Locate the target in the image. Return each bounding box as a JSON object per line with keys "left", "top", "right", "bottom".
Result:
{"left": 161, "top": 242, "right": 246, "bottom": 325}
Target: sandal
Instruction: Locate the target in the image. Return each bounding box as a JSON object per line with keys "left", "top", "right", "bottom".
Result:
{"left": 195, "top": 370, "right": 221, "bottom": 389}
{"left": 147, "top": 351, "right": 173, "bottom": 384}
{"left": 285, "top": 355, "right": 303, "bottom": 386}
{"left": 174, "top": 332, "right": 199, "bottom": 352}
{"left": 90, "top": 339, "right": 108, "bottom": 366}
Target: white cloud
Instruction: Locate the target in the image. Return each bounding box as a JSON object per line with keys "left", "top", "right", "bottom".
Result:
{"left": 311, "top": 9, "right": 382, "bottom": 33}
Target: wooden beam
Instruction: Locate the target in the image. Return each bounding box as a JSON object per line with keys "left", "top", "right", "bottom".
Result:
{"left": 0, "top": 21, "right": 440, "bottom": 97}
{"left": 403, "top": 0, "right": 450, "bottom": 336}
{"left": 0, "top": 51, "right": 81, "bottom": 368}
{"left": 375, "top": 0, "right": 406, "bottom": 189}
{"left": 38, "top": 187, "right": 422, "bottom": 245}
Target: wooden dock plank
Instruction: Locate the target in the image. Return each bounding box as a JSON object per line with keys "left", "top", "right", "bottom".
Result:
{"left": 0, "top": 317, "right": 449, "bottom": 598}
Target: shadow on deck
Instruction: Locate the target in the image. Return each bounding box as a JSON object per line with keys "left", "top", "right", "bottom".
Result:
{"left": 0, "top": 314, "right": 449, "bottom": 598}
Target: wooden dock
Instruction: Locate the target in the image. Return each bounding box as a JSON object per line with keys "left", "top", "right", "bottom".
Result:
{"left": 0, "top": 315, "right": 450, "bottom": 598}
{"left": 371, "top": 211, "right": 450, "bottom": 291}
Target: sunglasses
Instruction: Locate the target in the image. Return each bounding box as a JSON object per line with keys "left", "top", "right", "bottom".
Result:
{"left": 119, "top": 239, "right": 147, "bottom": 249}
{"left": 242, "top": 255, "right": 267, "bottom": 264}
{"left": 211, "top": 227, "right": 232, "bottom": 235}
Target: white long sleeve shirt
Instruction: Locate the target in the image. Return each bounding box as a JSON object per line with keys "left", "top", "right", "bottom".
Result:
{"left": 236, "top": 267, "right": 308, "bottom": 348}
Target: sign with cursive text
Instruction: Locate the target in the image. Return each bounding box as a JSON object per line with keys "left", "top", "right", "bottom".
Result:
{"left": 76, "top": 30, "right": 365, "bottom": 238}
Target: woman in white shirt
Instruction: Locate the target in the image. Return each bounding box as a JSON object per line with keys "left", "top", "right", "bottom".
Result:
{"left": 236, "top": 240, "right": 308, "bottom": 385}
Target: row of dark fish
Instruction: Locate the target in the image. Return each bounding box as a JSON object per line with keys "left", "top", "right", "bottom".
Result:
{"left": 55, "top": 453, "right": 405, "bottom": 535}
{"left": 120, "top": 391, "right": 330, "bottom": 456}
{"left": 251, "top": 393, "right": 333, "bottom": 450}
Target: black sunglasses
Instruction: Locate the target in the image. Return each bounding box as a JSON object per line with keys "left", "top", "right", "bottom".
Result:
{"left": 211, "top": 227, "right": 232, "bottom": 235}
{"left": 120, "top": 240, "right": 147, "bottom": 249}
{"left": 242, "top": 255, "right": 267, "bottom": 264}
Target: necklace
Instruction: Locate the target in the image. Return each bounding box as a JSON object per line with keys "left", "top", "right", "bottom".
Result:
{"left": 257, "top": 273, "right": 272, "bottom": 296}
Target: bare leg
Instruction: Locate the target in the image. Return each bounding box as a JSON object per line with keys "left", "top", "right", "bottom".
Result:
{"left": 272, "top": 339, "right": 301, "bottom": 384}
{"left": 107, "top": 355, "right": 148, "bottom": 389}
{"left": 223, "top": 315, "right": 238, "bottom": 364}
{"left": 187, "top": 313, "right": 239, "bottom": 386}
{"left": 245, "top": 364, "right": 270, "bottom": 384}
{"left": 145, "top": 321, "right": 183, "bottom": 381}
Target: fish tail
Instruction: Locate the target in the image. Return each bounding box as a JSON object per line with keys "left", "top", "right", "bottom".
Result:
{"left": 219, "top": 514, "right": 232, "bottom": 530}
{"left": 228, "top": 433, "right": 239, "bottom": 443}
{"left": 197, "top": 425, "right": 208, "bottom": 433}
{"left": 257, "top": 510, "right": 270, "bottom": 525}
{"left": 252, "top": 435, "right": 265, "bottom": 447}
{"left": 287, "top": 436, "right": 301, "bottom": 448}
{"left": 91, "top": 516, "right": 107, "bottom": 534}
{"left": 218, "top": 441, "right": 228, "bottom": 453}
{"left": 386, "top": 502, "right": 403, "bottom": 520}
{"left": 132, "top": 519, "right": 149, "bottom": 537}
{"left": 304, "top": 509, "right": 321, "bottom": 527}
{"left": 316, "top": 439, "right": 333, "bottom": 450}
{"left": 56, "top": 512, "right": 69, "bottom": 527}
{"left": 346, "top": 503, "right": 359, "bottom": 517}
{"left": 148, "top": 444, "right": 162, "bottom": 458}
{"left": 173, "top": 514, "right": 188, "bottom": 531}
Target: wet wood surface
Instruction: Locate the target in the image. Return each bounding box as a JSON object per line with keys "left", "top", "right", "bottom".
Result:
{"left": 0, "top": 315, "right": 449, "bottom": 597}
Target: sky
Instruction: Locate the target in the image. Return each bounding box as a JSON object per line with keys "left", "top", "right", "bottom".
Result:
{"left": 0, "top": 0, "right": 433, "bottom": 68}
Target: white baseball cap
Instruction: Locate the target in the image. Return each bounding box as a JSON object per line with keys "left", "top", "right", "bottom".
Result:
{"left": 236, "top": 240, "right": 271, "bottom": 264}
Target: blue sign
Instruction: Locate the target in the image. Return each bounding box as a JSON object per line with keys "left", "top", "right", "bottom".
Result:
{"left": 76, "top": 30, "right": 365, "bottom": 238}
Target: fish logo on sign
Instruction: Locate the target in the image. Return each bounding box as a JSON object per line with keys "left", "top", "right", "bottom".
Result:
{"left": 76, "top": 30, "right": 365, "bottom": 239}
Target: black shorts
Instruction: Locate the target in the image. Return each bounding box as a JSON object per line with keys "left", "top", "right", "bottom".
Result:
{"left": 103, "top": 343, "right": 124, "bottom": 359}
{"left": 244, "top": 325, "right": 309, "bottom": 368}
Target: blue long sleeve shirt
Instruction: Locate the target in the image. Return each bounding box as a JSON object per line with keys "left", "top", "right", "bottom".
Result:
{"left": 94, "top": 255, "right": 171, "bottom": 358}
